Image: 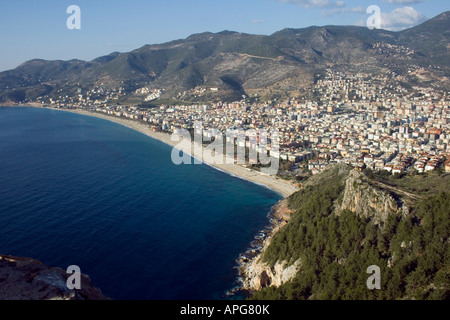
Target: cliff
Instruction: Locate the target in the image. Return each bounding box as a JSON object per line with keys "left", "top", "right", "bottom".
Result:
{"left": 239, "top": 199, "right": 301, "bottom": 292}
{"left": 239, "top": 164, "right": 450, "bottom": 299}
{"left": 0, "top": 255, "right": 110, "bottom": 300}
{"left": 336, "top": 170, "right": 402, "bottom": 225}
{"left": 240, "top": 165, "right": 353, "bottom": 293}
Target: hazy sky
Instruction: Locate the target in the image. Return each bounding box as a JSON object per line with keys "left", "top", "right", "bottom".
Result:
{"left": 0, "top": 0, "right": 448, "bottom": 72}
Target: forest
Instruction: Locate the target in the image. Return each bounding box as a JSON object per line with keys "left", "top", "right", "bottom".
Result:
{"left": 250, "top": 167, "right": 449, "bottom": 300}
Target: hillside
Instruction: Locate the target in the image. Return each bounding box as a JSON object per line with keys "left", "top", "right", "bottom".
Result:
{"left": 239, "top": 164, "right": 450, "bottom": 300}
{"left": 0, "top": 11, "right": 449, "bottom": 104}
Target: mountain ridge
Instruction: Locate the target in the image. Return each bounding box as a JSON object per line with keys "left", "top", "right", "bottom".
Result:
{"left": 1, "top": 11, "right": 449, "bottom": 104}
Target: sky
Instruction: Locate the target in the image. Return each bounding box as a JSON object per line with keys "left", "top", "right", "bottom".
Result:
{"left": 0, "top": 0, "right": 448, "bottom": 72}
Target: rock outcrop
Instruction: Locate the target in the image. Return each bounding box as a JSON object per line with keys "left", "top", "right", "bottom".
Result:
{"left": 337, "top": 170, "right": 401, "bottom": 224}
{"left": 238, "top": 166, "right": 405, "bottom": 295}
{"left": 238, "top": 199, "right": 301, "bottom": 292}
{"left": 241, "top": 257, "right": 301, "bottom": 292}
{"left": 0, "top": 255, "right": 110, "bottom": 300}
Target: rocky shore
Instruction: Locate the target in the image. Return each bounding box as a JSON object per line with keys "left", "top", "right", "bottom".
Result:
{"left": 0, "top": 255, "right": 110, "bottom": 300}
{"left": 3, "top": 105, "right": 300, "bottom": 300}
{"left": 227, "top": 198, "right": 299, "bottom": 297}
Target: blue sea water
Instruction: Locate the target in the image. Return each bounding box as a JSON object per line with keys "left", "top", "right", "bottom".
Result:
{"left": 0, "top": 107, "right": 281, "bottom": 300}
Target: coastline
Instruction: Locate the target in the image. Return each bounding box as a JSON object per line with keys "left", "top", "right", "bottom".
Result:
{"left": 227, "top": 198, "right": 294, "bottom": 297}
{"left": 8, "top": 105, "right": 298, "bottom": 198}
{"left": 57, "top": 107, "right": 297, "bottom": 298}
{"left": 3, "top": 104, "right": 297, "bottom": 298}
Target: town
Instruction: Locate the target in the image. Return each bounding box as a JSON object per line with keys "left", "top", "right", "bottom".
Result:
{"left": 32, "top": 68, "right": 450, "bottom": 181}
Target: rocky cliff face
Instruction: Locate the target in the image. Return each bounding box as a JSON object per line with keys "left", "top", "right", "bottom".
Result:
{"left": 239, "top": 199, "right": 301, "bottom": 292}
{"left": 336, "top": 170, "right": 401, "bottom": 225}
{"left": 239, "top": 166, "right": 404, "bottom": 294}
{"left": 0, "top": 255, "right": 110, "bottom": 300}
{"left": 240, "top": 256, "right": 301, "bottom": 292}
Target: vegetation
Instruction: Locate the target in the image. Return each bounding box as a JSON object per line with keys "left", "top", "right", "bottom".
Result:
{"left": 250, "top": 167, "right": 450, "bottom": 300}
{"left": 2, "top": 12, "right": 449, "bottom": 103}
{"left": 369, "top": 169, "right": 450, "bottom": 199}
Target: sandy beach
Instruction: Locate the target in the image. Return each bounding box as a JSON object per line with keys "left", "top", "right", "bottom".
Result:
{"left": 10, "top": 106, "right": 298, "bottom": 198}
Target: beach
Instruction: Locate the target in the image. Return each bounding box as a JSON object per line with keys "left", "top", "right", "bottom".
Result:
{"left": 14, "top": 106, "right": 298, "bottom": 198}
{"left": 0, "top": 106, "right": 286, "bottom": 299}
{"left": 73, "top": 109, "right": 298, "bottom": 198}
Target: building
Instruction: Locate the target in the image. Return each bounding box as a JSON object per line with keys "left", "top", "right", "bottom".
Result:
{"left": 445, "top": 159, "right": 450, "bottom": 172}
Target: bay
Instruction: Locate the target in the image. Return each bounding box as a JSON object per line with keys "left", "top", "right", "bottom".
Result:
{"left": 0, "top": 107, "right": 281, "bottom": 300}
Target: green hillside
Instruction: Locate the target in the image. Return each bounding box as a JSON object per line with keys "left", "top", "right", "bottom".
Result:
{"left": 247, "top": 165, "right": 450, "bottom": 300}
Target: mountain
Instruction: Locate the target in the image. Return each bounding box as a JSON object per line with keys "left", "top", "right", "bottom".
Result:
{"left": 0, "top": 11, "right": 449, "bottom": 104}
{"left": 397, "top": 11, "right": 450, "bottom": 66}
{"left": 239, "top": 164, "right": 450, "bottom": 300}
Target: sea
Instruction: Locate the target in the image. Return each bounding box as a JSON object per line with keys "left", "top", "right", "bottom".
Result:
{"left": 0, "top": 106, "right": 281, "bottom": 300}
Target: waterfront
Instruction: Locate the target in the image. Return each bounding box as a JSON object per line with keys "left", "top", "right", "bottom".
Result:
{"left": 0, "top": 106, "right": 282, "bottom": 299}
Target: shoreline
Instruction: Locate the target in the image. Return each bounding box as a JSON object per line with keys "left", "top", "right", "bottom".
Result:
{"left": 7, "top": 105, "right": 298, "bottom": 198}
{"left": 3, "top": 104, "right": 297, "bottom": 298}
{"left": 226, "top": 198, "right": 294, "bottom": 297}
